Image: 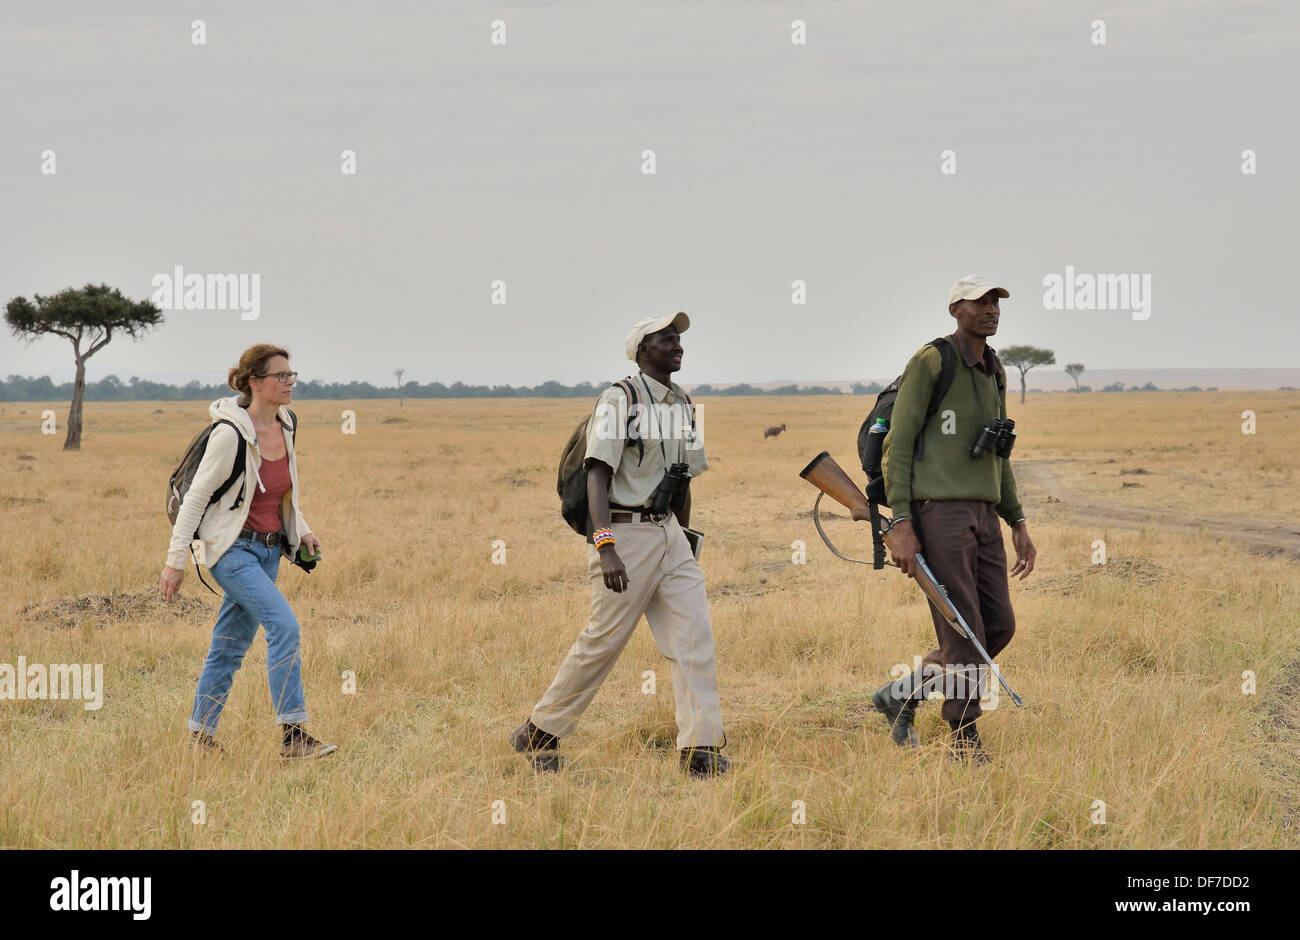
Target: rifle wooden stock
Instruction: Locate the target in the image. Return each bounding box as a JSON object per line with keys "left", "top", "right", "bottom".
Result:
{"left": 800, "top": 452, "right": 948, "bottom": 610}
{"left": 798, "top": 451, "right": 872, "bottom": 522}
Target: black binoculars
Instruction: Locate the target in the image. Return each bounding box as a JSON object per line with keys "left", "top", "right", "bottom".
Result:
{"left": 971, "top": 417, "right": 1016, "bottom": 459}
{"left": 650, "top": 462, "right": 691, "bottom": 515}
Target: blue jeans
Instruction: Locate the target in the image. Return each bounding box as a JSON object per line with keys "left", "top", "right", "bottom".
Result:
{"left": 188, "top": 537, "right": 310, "bottom": 734}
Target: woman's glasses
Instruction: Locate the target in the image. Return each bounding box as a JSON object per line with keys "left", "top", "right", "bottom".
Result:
{"left": 256, "top": 371, "right": 299, "bottom": 385}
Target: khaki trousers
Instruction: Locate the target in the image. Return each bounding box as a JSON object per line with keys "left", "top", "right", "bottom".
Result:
{"left": 532, "top": 514, "right": 724, "bottom": 749}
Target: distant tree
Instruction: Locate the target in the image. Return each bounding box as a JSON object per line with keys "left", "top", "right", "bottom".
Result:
{"left": 690, "top": 384, "right": 716, "bottom": 395}
{"left": 393, "top": 368, "right": 405, "bottom": 407}
{"left": 999, "top": 345, "right": 1056, "bottom": 405}
{"left": 1064, "top": 363, "right": 1085, "bottom": 391}
{"left": 1078, "top": 385, "right": 1092, "bottom": 393}
{"left": 5, "top": 283, "right": 163, "bottom": 449}
{"left": 1100, "top": 382, "right": 1126, "bottom": 392}
{"left": 852, "top": 381, "right": 884, "bottom": 395}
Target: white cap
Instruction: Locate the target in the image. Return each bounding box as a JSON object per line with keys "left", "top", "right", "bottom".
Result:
{"left": 948, "top": 275, "right": 1010, "bottom": 306}
{"left": 625, "top": 311, "right": 690, "bottom": 361}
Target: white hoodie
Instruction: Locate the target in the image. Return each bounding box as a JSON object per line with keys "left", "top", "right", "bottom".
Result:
{"left": 165, "top": 396, "right": 312, "bottom": 571}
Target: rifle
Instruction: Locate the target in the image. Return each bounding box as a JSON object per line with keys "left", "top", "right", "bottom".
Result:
{"left": 799, "top": 450, "right": 1023, "bottom": 707}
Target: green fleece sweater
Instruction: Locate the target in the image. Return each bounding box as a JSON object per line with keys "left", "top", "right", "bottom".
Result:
{"left": 881, "top": 335, "right": 1025, "bottom": 525}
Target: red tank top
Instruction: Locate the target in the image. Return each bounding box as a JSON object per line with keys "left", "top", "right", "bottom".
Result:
{"left": 245, "top": 454, "right": 291, "bottom": 534}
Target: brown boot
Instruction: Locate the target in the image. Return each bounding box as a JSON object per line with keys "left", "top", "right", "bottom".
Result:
{"left": 191, "top": 730, "right": 224, "bottom": 755}
{"left": 280, "top": 723, "right": 338, "bottom": 759}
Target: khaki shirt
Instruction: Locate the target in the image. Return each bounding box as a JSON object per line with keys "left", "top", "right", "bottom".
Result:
{"left": 584, "top": 372, "right": 708, "bottom": 508}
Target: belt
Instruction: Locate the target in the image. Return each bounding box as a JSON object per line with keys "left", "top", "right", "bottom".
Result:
{"left": 609, "top": 507, "right": 670, "bottom": 523}
{"left": 238, "top": 528, "right": 283, "bottom": 546}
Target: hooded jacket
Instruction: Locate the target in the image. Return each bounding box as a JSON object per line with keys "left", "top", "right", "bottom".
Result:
{"left": 165, "top": 396, "right": 312, "bottom": 571}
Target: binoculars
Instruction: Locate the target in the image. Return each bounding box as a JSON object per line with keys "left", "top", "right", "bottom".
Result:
{"left": 650, "top": 462, "right": 691, "bottom": 516}
{"left": 971, "top": 417, "right": 1016, "bottom": 459}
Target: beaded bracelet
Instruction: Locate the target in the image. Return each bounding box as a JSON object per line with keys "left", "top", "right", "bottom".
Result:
{"left": 592, "top": 527, "right": 615, "bottom": 548}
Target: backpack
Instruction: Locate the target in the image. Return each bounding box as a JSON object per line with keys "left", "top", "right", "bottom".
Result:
{"left": 166, "top": 409, "right": 297, "bottom": 591}
{"left": 856, "top": 338, "right": 1003, "bottom": 506}
{"left": 556, "top": 378, "right": 695, "bottom": 536}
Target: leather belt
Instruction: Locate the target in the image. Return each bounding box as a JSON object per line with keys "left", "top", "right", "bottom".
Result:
{"left": 238, "top": 528, "right": 283, "bottom": 546}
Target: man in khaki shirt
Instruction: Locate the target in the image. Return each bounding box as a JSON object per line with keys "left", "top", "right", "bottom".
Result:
{"left": 511, "top": 312, "right": 728, "bottom": 777}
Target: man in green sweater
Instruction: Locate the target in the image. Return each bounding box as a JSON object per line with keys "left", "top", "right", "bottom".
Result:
{"left": 873, "top": 275, "right": 1038, "bottom": 764}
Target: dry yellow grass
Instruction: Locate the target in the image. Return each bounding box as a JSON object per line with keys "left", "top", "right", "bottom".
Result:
{"left": 1, "top": 391, "right": 1298, "bottom": 848}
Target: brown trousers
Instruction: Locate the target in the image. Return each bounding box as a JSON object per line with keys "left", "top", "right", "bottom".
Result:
{"left": 912, "top": 499, "right": 1016, "bottom": 724}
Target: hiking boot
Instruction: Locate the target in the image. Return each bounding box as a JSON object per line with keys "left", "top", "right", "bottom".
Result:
{"left": 870, "top": 669, "right": 927, "bottom": 747}
{"left": 947, "top": 720, "right": 990, "bottom": 766}
{"left": 280, "top": 723, "right": 339, "bottom": 759}
{"left": 680, "top": 745, "right": 730, "bottom": 778}
{"left": 191, "top": 730, "right": 223, "bottom": 755}
{"left": 510, "top": 719, "right": 562, "bottom": 772}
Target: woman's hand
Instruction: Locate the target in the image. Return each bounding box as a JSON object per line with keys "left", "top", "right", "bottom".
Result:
{"left": 300, "top": 532, "right": 322, "bottom": 556}
{"left": 160, "top": 565, "right": 185, "bottom": 603}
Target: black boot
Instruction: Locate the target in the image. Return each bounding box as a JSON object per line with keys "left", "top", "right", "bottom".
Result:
{"left": 680, "top": 745, "right": 730, "bottom": 778}
{"left": 947, "top": 719, "right": 990, "bottom": 766}
{"left": 869, "top": 668, "right": 930, "bottom": 747}
{"left": 510, "top": 719, "right": 562, "bottom": 772}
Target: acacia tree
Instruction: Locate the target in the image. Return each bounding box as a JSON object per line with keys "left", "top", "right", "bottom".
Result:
{"left": 1065, "top": 362, "right": 1085, "bottom": 391}
{"left": 999, "top": 344, "right": 1056, "bottom": 404}
{"left": 5, "top": 284, "right": 163, "bottom": 449}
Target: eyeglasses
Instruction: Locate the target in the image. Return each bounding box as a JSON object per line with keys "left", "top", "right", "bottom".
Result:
{"left": 255, "top": 371, "right": 298, "bottom": 385}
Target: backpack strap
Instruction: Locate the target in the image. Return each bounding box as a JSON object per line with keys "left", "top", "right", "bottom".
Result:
{"left": 915, "top": 337, "right": 956, "bottom": 461}
{"left": 207, "top": 419, "right": 247, "bottom": 509}
{"left": 615, "top": 377, "right": 643, "bottom": 464}
{"left": 283, "top": 408, "right": 298, "bottom": 448}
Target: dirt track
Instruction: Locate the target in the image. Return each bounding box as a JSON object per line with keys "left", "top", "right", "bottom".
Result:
{"left": 1015, "top": 459, "right": 1300, "bottom": 560}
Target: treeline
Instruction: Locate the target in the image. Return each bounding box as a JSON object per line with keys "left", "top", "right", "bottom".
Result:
{"left": 0, "top": 374, "right": 885, "bottom": 401}
{"left": 1, "top": 374, "right": 606, "bottom": 402}
{"left": 4, "top": 374, "right": 1287, "bottom": 402}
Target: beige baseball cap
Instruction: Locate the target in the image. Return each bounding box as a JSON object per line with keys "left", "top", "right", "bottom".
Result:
{"left": 948, "top": 275, "right": 1010, "bottom": 306}
{"left": 626, "top": 311, "right": 690, "bottom": 361}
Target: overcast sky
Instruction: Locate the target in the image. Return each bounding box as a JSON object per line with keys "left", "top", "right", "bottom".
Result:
{"left": 1, "top": 0, "right": 1295, "bottom": 388}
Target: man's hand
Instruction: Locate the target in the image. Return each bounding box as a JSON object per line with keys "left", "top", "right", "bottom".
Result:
{"left": 300, "top": 532, "right": 322, "bottom": 557}
{"left": 160, "top": 565, "right": 185, "bottom": 603}
{"left": 597, "top": 544, "right": 629, "bottom": 593}
{"left": 887, "top": 519, "right": 922, "bottom": 579}
{"left": 1010, "top": 521, "right": 1036, "bottom": 580}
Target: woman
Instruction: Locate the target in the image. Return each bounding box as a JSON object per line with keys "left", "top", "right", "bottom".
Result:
{"left": 160, "top": 343, "right": 336, "bottom": 759}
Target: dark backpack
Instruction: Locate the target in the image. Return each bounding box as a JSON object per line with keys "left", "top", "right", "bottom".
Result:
{"left": 167, "top": 409, "right": 297, "bottom": 591}
{"left": 557, "top": 379, "right": 696, "bottom": 536}
{"left": 856, "top": 338, "right": 1003, "bottom": 506}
